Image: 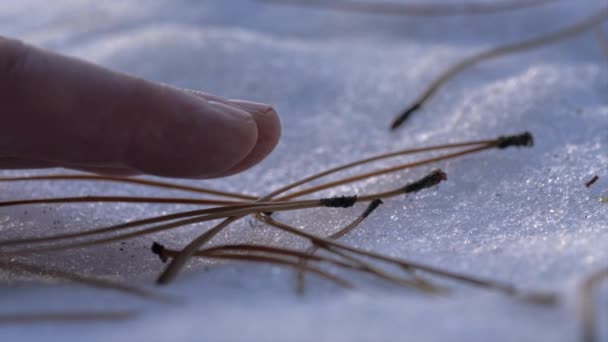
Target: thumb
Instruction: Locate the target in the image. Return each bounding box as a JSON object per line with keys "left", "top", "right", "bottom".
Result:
{"left": 0, "top": 36, "right": 280, "bottom": 178}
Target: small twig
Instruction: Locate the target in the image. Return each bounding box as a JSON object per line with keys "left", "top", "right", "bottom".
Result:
{"left": 390, "top": 8, "right": 608, "bottom": 129}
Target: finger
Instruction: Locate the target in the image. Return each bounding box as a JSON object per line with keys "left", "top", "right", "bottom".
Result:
{"left": 0, "top": 37, "right": 260, "bottom": 178}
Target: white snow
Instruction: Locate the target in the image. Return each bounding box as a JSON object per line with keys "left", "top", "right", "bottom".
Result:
{"left": 0, "top": 0, "right": 607, "bottom": 341}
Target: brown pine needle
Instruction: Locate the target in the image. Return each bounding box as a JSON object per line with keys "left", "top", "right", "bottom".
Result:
{"left": 190, "top": 243, "right": 440, "bottom": 293}
{"left": 260, "top": 213, "right": 555, "bottom": 302}
{"left": 156, "top": 169, "right": 447, "bottom": 284}
{"left": 284, "top": 145, "right": 487, "bottom": 199}
{"left": 390, "top": 8, "right": 608, "bottom": 129}
{"left": 0, "top": 198, "right": 329, "bottom": 248}
{"left": 154, "top": 244, "right": 353, "bottom": 289}
{"left": 283, "top": 132, "right": 531, "bottom": 199}
{"left": 296, "top": 199, "right": 383, "bottom": 293}
{"left": 0, "top": 259, "right": 171, "bottom": 302}
{"left": 0, "top": 196, "right": 359, "bottom": 251}
{"left": 322, "top": 243, "right": 444, "bottom": 294}
{"left": 0, "top": 135, "right": 494, "bottom": 250}
{"left": 0, "top": 197, "right": 358, "bottom": 256}
{"left": 1, "top": 134, "right": 530, "bottom": 288}
{"left": 156, "top": 134, "right": 523, "bottom": 285}
{"left": 0, "top": 138, "right": 489, "bottom": 210}
{"left": 0, "top": 311, "right": 137, "bottom": 324}
{"left": 579, "top": 267, "right": 608, "bottom": 342}
{"left": 0, "top": 195, "right": 241, "bottom": 208}
{"left": 0, "top": 174, "right": 256, "bottom": 200}
{"left": 259, "top": 0, "right": 555, "bottom": 17}
{"left": 4, "top": 170, "right": 443, "bottom": 255}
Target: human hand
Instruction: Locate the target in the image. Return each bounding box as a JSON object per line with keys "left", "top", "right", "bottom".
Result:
{"left": 0, "top": 36, "right": 281, "bottom": 178}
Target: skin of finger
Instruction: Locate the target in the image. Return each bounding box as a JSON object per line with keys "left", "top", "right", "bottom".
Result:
{"left": 217, "top": 101, "right": 281, "bottom": 176}
{"left": 0, "top": 157, "right": 56, "bottom": 169}
{"left": 0, "top": 37, "right": 258, "bottom": 178}
{"left": 187, "top": 93, "right": 282, "bottom": 177}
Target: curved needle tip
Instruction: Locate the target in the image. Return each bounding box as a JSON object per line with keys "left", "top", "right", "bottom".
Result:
{"left": 390, "top": 103, "right": 421, "bottom": 130}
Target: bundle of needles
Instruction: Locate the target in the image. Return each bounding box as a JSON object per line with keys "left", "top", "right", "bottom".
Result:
{"left": 0, "top": 132, "right": 553, "bottom": 323}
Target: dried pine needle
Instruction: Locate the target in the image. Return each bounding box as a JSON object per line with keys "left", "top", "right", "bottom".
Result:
{"left": 1, "top": 133, "right": 539, "bottom": 302}
{"left": 0, "top": 311, "right": 137, "bottom": 324}
{"left": 390, "top": 8, "right": 608, "bottom": 129}
{"left": 153, "top": 243, "right": 354, "bottom": 289}
{"left": 156, "top": 169, "right": 447, "bottom": 284}
{"left": 296, "top": 199, "right": 383, "bottom": 293}
{"left": 0, "top": 174, "right": 256, "bottom": 200}
{"left": 280, "top": 132, "right": 531, "bottom": 200}
{"left": 0, "top": 195, "right": 241, "bottom": 208}
{"left": 259, "top": 213, "right": 556, "bottom": 303}
{"left": 259, "top": 0, "right": 555, "bottom": 17}
{"left": 0, "top": 259, "right": 170, "bottom": 302}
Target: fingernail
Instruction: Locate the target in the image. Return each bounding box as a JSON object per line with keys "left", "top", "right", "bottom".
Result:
{"left": 228, "top": 100, "right": 277, "bottom": 116}
{"left": 207, "top": 100, "right": 255, "bottom": 121}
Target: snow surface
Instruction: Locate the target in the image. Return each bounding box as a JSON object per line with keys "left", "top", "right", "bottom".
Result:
{"left": 0, "top": 0, "right": 607, "bottom": 341}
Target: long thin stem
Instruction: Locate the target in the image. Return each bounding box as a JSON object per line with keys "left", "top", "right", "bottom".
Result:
{"left": 260, "top": 213, "right": 556, "bottom": 302}
{"left": 0, "top": 195, "right": 241, "bottom": 208}
{"left": 0, "top": 169, "right": 444, "bottom": 256}
{"left": 390, "top": 8, "right": 608, "bottom": 129}
{"left": 280, "top": 144, "right": 490, "bottom": 200}
{"left": 0, "top": 198, "right": 357, "bottom": 256}
{"left": 157, "top": 243, "right": 438, "bottom": 292}
{"left": 155, "top": 133, "right": 529, "bottom": 284}
{"left": 0, "top": 197, "right": 333, "bottom": 248}
{"left": 0, "top": 174, "right": 256, "bottom": 200}
{"left": 259, "top": 0, "right": 555, "bottom": 16}
{"left": 0, "top": 139, "right": 489, "bottom": 211}
{"left": 0, "top": 259, "right": 170, "bottom": 302}
{"left": 158, "top": 246, "right": 354, "bottom": 289}
{"left": 155, "top": 168, "right": 443, "bottom": 284}
{"left": 296, "top": 199, "right": 381, "bottom": 293}
{"left": 322, "top": 244, "right": 443, "bottom": 294}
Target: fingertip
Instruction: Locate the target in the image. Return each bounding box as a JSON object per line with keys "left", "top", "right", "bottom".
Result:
{"left": 212, "top": 100, "right": 281, "bottom": 177}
